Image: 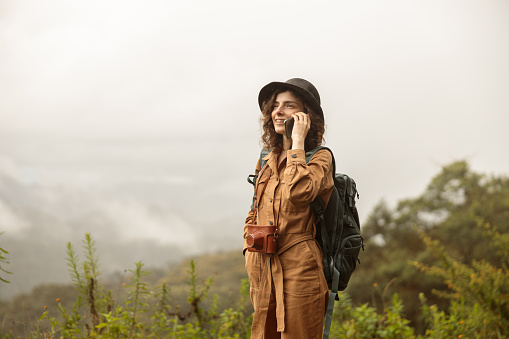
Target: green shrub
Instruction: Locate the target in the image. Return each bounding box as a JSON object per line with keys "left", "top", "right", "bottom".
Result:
{"left": 330, "top": 292, "right": 416, "bottom": 338}
{"left": 2, "top": 220, "right": 508, "bottom": 338}
{"left": 31, "top": 234, "right": 252, "bottom": 339}
{"left": 415, "top": 221, "right": 509, "bottom": 338}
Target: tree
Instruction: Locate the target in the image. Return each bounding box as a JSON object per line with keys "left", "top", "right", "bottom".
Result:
{"left": 347, "top": 160, "right": 509, "bottom": 332}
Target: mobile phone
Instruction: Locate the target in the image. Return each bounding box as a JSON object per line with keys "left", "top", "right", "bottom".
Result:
{"left": 284, "top": 118, "right": 294, "bottom": 139}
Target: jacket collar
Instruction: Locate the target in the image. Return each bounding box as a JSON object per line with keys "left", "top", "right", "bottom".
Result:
{"left": 262, "top": 149, "right": 281, "bottom": 173}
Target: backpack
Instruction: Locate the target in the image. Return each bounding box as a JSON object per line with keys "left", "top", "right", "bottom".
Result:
{"left": 248, "top": 146, "right": 363, "bottom": 339}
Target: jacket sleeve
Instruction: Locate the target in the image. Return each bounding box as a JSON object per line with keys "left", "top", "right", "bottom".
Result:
{"left": 282, "top": 148, "right": 334, "bottom": 207}
{"left": 243, "top": 158, "right": 262, "bottom": 254}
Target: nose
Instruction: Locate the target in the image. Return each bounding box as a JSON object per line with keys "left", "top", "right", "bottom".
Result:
{"left": 274, "top": 106, "right": 285, "bottom": 115}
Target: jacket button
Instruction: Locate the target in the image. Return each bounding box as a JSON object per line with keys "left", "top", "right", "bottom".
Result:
{"left": 292, "top": 154, "right": 297, "bottom": 158}
{"left": 270, "top": 198, "right": 273, "bottom": 203}
{"left": 269, "top": 221, "right": 273, "bottom": 225}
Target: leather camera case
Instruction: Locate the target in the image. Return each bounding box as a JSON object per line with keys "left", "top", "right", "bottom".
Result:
{"left": 245, "top": 225, "right": 277, "bottom": 254}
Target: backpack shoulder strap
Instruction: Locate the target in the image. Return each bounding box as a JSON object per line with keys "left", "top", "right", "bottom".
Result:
{"left": 247, "top": 149, "right": 271, "bottom": 211}
{"left": 259, "top": 148, "right": 270, "bottom": 170}
{"left": 307, "top": 146, "right": 338, "bottom": 294}
{"left": 247, "top": 149, "right": 271, "bottom": 187}
{"left": 306, "top": 145, "right": 337, "bottom": 221}
{"left": 311, "top": 148, "right": 339, "bottom": 339}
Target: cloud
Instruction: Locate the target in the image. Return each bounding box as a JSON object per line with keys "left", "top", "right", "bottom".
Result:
{"left": 0, "top": 156, "right": 19, "bottom": 181}
{"left": 101, "top": 199, "right": 197, "bottom": 247}
{"left": 0, "top": 199, "right": 30, "bottom": 234}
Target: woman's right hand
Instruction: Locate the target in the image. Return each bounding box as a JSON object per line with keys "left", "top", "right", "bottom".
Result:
{"left": 291, "top": 112, "right": 310, "bottom": 150}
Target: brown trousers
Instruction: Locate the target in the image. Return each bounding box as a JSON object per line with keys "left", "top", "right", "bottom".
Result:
{"left": 261, "top": 262, "right": 328, "bottom": 339}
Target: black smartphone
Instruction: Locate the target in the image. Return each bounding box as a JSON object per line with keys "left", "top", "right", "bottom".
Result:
{"left": 284, "top": 118, "right": 294, "bottom": 139}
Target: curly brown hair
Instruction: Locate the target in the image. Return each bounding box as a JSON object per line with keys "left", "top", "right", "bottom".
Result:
{"left": 260, "top": 88, "right": 325, "bottom": 152}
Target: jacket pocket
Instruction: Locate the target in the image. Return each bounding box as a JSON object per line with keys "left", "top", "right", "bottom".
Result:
{"left": 280, "top": 241, "right": 321, "bottom": 295}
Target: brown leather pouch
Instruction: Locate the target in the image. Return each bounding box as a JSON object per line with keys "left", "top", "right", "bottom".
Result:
{"left": 246, "top": 225, "right": 277, "bottom": 253}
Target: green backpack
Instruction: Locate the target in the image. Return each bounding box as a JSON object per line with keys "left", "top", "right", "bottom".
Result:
{"left": 248, "top": 146, "right": 363, "bottom": 339}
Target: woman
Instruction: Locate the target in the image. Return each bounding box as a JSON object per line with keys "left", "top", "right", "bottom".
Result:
{"left": 243, "top": 78, "right": 335, "bottom": 338}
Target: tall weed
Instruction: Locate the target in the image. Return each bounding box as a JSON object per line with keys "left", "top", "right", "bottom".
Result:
{"left": 32, "top": 233, "right": 251, "bottom": 338}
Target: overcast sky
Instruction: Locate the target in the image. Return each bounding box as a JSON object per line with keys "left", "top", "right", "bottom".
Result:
{"left": 1, "top": 0, "right": 508, "bottom": 249}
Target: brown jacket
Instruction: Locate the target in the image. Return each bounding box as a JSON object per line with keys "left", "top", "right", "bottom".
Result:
{"left": 243, "top": 148, "right": 334, "bottom": 338}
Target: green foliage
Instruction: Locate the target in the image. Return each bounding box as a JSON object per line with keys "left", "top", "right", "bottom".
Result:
{"left": 415, "top": 222, "right": 509, "bottom": 338}
{"left": 186, "top": 259, "right": 214, "bottom": 328}
{"left": 0, "top": 232, "right": 12, "bottom": 283}
{"left": 419, "top": 294, "right": 499, "bottom": 339}
{"left": 1, "top": 222, "right": 508, "bottom": 338}
{"left": 348, "top": 160, "right": 509, "bottom": 331}
{"left": 330, "top": 290, "right": 416, "bottom": 338}
{"left": 3, "top": 233, "right": 253, "bottom": 338}
{"left": 66, "top": 242, "right": 84, "bottom": 293}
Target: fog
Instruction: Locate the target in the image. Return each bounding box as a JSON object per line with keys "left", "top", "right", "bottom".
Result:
{"left": 1, "top": 0, "right": 508, "bottom": 299}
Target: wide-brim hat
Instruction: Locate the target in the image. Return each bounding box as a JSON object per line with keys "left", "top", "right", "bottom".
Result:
{"left": 258, "top": 78, "right": 323, "bottom": 120}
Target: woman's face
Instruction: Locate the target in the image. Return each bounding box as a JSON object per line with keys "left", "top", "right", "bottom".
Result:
{"left": 271, "top": 90, "right": 305, "bottom": 136}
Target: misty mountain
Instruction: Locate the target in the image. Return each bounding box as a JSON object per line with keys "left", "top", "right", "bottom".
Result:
{"left": 0, "top": 160, "right": 249, "bottom": 301}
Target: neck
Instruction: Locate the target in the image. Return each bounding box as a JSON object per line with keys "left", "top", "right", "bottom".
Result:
{"left": 282, "top": 136, "right": 292, "bottom": 152}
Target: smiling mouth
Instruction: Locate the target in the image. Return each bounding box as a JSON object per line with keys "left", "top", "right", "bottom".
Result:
{"left": 274, "top": 119, "right": 285, "bottom": 124}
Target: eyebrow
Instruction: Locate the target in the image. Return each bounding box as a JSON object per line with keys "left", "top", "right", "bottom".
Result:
{"left": 275, "top": 100, "right": 299, "bottom": 104}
